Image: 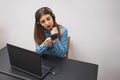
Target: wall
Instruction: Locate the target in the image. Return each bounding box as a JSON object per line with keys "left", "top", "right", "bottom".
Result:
{"left": 0, "top": 0, "right": 120, "bottom": 80}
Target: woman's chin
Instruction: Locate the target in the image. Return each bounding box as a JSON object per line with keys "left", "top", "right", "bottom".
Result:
{"left": 48, "top": 27, "right": 53, "bottom": 30}
{"left": 46, "top": 28, "right": 52, "bottom": 31}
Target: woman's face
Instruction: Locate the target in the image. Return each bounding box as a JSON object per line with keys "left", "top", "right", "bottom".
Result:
{"left": 40, "top": 14, "right": 54, "bottom": 31}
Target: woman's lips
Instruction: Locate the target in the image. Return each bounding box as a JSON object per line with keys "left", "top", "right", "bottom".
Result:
{"left": 47, "top": 25, "right": 51, "bottom": 28}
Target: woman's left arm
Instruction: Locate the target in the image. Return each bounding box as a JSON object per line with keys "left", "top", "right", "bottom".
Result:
{"left": 53, "top": 27, "right": 68, "bottom": 57}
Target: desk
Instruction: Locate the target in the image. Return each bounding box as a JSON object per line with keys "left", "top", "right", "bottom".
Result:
{"left": 0, "top": 47, "right": 98, "bottom": 80}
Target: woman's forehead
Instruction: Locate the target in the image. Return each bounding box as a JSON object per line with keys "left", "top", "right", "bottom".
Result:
{"left": 40, "top": 14, "right": 51, "bottom": 21}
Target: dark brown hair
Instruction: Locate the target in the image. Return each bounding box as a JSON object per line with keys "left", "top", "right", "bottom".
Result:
{"left": 34, "top": 7, "right": 61, "bottom": 45}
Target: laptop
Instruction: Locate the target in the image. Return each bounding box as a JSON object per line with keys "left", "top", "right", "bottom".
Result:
{"left": 7, "top": 43, "right": 55, "bottom": 79}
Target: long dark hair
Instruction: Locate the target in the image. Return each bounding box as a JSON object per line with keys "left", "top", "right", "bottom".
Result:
{"left": 34, "top": 7, "right": 61, "bottom": 45}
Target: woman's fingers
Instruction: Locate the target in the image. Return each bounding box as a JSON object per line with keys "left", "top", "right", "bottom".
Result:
{"left": 44, "top": 37, "right": 52, "bottom": 46}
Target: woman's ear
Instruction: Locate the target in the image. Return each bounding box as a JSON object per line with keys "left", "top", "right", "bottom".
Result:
{"left": 37, "top": 21, "right": 40, "bottom": 24}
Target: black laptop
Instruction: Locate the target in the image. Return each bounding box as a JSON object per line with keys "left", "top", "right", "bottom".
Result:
{"left": 7, "top": 43, "right": 55, "bottom": 79}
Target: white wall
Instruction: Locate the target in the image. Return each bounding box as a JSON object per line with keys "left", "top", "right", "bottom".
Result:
{"left": 0, "top": 0, "right": 120, "bottom": 80}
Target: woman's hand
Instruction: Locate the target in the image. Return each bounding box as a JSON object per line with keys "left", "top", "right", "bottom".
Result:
{"left": 51, "top": 27, "right": 58, "bottom": 35}
{"left": 44, "top": 37, "right": 53, "bottom": 46}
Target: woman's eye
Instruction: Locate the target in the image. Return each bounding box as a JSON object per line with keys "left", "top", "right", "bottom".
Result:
{"left": 47, "top": 17, "right": 50, "bottom": 21}
{"left": 40, "top": 20, "right": 45, "bottom": 24}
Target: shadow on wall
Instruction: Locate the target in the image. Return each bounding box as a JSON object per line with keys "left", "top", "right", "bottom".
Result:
{"left": 0, "top": 25, "right": 9, "bottom": 49}
{"left": 69, "top": 39, "right": 81, "bottom": 60}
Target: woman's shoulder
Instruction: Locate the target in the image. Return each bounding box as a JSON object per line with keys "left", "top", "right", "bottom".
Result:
{"left": 59, "top": 25, "right": 68, "bottom": 33}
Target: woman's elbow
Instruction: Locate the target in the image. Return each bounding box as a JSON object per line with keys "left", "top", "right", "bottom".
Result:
{"left": 57, "top": 51, "right": 66, "bottom": 58}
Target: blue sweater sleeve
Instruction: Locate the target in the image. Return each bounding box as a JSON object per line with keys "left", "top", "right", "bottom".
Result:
{"left": 53, "top": 27, "right": 68, "bottom": 57}
{"left": 35, "top": 43, "right": 47, "bottom": 54}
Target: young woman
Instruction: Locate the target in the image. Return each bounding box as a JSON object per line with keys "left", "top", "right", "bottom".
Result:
{"left": 34, "top": 7, "right": 68, "bottom": 58}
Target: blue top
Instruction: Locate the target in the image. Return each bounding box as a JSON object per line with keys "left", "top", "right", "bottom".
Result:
{"left": 35, "top": 26, "right": 68, "bottom": 58}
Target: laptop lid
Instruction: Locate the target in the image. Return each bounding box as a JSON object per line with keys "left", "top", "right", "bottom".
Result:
{"left": 7, "top": 43, "right": 54, "bottom": 79}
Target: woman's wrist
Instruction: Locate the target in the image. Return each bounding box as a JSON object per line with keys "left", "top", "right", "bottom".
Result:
{"left": 52, "top": 38, "right": 59, "bottom": 43}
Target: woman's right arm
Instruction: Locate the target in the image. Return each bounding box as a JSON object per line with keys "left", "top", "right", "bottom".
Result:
{"left": 35, "top": 43, "right": 47, "bottom": 54}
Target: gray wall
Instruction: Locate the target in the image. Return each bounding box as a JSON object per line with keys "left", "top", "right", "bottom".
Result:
{"left": 0, "top": 0, "right": 120, "bottom": 80}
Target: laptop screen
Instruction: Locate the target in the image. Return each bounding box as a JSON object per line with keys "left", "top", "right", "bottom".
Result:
{"left": 7, "top": 44, "right": 42, "bottom": 77}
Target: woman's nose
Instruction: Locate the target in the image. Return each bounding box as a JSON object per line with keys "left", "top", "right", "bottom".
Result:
{"left": 45, "top": 21, "right": 49, "bottom": 25}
